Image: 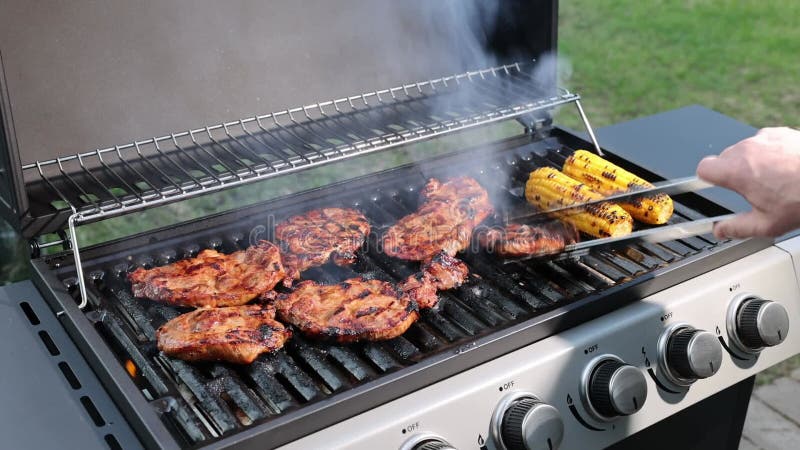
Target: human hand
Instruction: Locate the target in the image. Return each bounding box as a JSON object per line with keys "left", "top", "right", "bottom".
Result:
{"left": 696, "top": 127, "right": 800, "bottom": 239}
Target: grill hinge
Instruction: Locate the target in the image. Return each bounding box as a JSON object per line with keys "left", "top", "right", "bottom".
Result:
{"left": 516, "top": 113, "right": 553, "bottom": 139}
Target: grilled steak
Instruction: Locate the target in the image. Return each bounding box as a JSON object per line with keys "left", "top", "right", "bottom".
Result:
{"left": 383, "top": 177, "right": 493, "bottom": 261}
{"left": 274, "top": 278, "right": 418, "bottom": 343}
{"left": 276, "top": 208, "right": 370, "bottom": 284}
{"left": 399, "top": 252, "right": 469, "bottom": 309}
{"left": 129, "top": 240, "right": 285, "bottom": 308}
{"left": 478, "top": 221, "right": 579, "bottom": 258}
{"left": 421, "top": 252, "right": 470, "bottom": 290}
{"left": 156, "top": 304, "right": 291, "bottom": 364}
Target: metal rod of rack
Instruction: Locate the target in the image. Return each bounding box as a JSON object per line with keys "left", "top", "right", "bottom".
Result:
{"left": 22, "top": 61, "right": 606, "bottom": 309}
{"left": 575, "top": 99, "right": 603, "bottom": 156}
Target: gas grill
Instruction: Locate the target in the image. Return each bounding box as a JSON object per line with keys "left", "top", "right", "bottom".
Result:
{"left": 2, "top": 1, "right": 800, "bottom": 450}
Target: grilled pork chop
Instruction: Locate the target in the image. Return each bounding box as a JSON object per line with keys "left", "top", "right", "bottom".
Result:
{"left": 399, "top": 252, "right": 469, "bottom": 309}
{"left": 129, "top": 240, "right": 285, "bottom": 308}
{"left": 157, "top": 304, "right": 291, "bottom": 364}
{"left": 478, "top": 221, "right": 579, "bottom": 258}
{"left": 274, "top": 278, "right": 418, "bottom": 343}
{"left": 383, "top": 177, "right": 493, "bottom": 261}
{"left": 276, "top": 208, "right": 370, "bottom": 284}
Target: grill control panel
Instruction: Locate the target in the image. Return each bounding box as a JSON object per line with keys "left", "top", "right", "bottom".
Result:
{"left": 281, "top": 244, "right": 800, "bottom": 450}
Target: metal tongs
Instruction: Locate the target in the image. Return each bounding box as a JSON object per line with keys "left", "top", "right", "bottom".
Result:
{"left": 502, "top": 176, "right": 734, "bottom": 263}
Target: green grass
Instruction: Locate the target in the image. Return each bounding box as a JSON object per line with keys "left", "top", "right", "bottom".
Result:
{"left": 2, "top": 0, "right": 798, "bottom": 381}
{"left": 558, "top": 0, "right": 800, "bottom": 129}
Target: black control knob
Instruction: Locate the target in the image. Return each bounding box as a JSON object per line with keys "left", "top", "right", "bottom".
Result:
{"left": 587, "top": 359, "right": 647, "bottom": 418}
{"left": 666, "top": 327, "right": 723, "bottom": 381}
{"left": 737, "top": 298, "right": 790, "bottom": 350}
{"left": 500, "top": 397, "right": 564, "bottom": 450}
{"left": 410, "top": 438, "right": 456, "bottom": 450}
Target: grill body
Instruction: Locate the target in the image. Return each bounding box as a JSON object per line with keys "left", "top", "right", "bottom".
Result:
{"left": 29, "top": 127, "right": 772, "bottom": 449}
{"left": 0, "top": 0, "right": 797, "bottom": 448}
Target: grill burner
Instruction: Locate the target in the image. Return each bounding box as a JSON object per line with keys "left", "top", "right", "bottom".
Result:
{"left": 51, "top": 136, "right": 732, "bottom": 447}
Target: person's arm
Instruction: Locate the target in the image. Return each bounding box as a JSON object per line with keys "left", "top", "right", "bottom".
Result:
{"left": 696, "top": 127, "right": 800, "bottom": 239}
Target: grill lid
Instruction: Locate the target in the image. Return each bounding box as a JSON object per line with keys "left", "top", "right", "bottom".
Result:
{"left": 0, "top": 0, "right": 558, "bottom": 238}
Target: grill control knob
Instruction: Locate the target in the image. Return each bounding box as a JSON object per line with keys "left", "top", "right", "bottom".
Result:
{"left": 403, "top": 436, "right": 456, "bottom": 450}
{"left": 586, "top": 359, "right": 647, "bottom": 419}
{"left": 499, "top": 397, "right": 564, "bottom": 450}
{"left": 734, "top": 298, "right": 790, "bottom": 351}
{"left": 662, "top": 327, "right": 723, "bottom": 384}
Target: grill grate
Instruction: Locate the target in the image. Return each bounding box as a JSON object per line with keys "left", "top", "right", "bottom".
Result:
{"left": 62, "top": 143, "right": 721, "bottom": 447}
{"left": 22, "top": 62, "right": 580, "bottom": 235}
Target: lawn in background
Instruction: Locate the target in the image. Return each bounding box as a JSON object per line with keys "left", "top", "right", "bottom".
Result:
{"left": 558, "top": 0, "right": 799, "bottom": 129}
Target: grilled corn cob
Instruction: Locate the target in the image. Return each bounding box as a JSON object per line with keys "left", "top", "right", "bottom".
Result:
{"left": 525, "top": 167, "right": 633, "bottom": 238}
{"left": 562, "top": 149, "right": 674, "bottom": 224}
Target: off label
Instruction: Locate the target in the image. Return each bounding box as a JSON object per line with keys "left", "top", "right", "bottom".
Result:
{"left": 401, "top": 422, "right": 420, "bottom": 434}
{"left": 499, "top": 380, "right": 515, "bottom": 392}
{"left": 584, "top": 344, "right": 599, "bottom": 355}
{"left": 660, "top": 312, "right": 673, "bottom": 322}
{"left": 730, "top": 282, "right": 741, "bottom": 292}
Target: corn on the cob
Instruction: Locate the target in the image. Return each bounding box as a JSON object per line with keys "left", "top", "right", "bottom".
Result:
{"left": 525, "top": 167, "right": 633, "bottom": 238}
{"left": 562, "top": 149, "right": 674, "bottom": 225}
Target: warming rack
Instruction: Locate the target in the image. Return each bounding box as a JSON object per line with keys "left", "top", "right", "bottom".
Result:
{"left": 23, "top": 61, "right": 601, "bottom": 308}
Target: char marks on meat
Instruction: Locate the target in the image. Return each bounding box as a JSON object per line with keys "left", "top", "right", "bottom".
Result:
{"left": 421, "top": 252, "right": 470, "bottom": 290}
{"left": 383, "top": 177, "right": 493, "bottom": 261}
{"left": 276, "top": 208, "right": 370, "bottom": 285}
{"left": 274, "top": 278, "right": 418, "bottom": 343}
{"left": 478, "top": 221, "right": 579, "bottom": 258}
{"left": 399, "top": 252, "right": 469, "bottom": 309}
{"left": 157, "top": 304, "right": 291, "bottom": 364}
{"left": 129, "top": 240, "right": 285, "bottom": 308}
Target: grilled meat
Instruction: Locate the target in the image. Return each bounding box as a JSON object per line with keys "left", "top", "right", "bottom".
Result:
{"left": 157, "top": 304, "right": 291, "bottom": 364}
{"left": 421, "top": 252, "right": 470, "bottom": 290}
{"left": 383, "top": 177, "right": 493, "bottom": 261}
{"left": 400, "top": 277, "right": 438, "bottom": 311}
{"left": 478, "top": 221, "right": 580, "bottom": 258}
{"left": 276, "top": 208, "right": 370, "bottom": 284}
{"left": 274, "top": 278, "right": 418, "bottom": 343}
{"left": 129, "top": 240, "right": 285, "bottom": 308}
{"left": 399, "top": 252, "right": 469, "bottom": 309}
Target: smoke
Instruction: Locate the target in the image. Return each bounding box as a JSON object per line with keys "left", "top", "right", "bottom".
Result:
{"left": 379, "top": 1, "right": 572, "bottom": 182}
{"left": 414, "top": 1, "right": 502, "bottom": 71}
